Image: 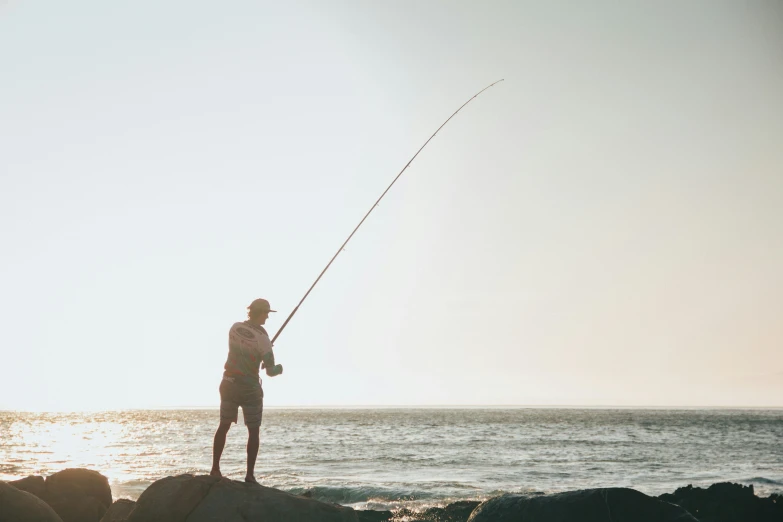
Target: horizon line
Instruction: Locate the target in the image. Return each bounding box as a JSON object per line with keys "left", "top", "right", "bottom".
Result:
{"left": 2, "top": 403, "right": 782, "bottom": 413}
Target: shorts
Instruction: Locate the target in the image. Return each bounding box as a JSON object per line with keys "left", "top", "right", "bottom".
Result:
{"left": 219, "top": 376, "right": 264, "bottom": 428}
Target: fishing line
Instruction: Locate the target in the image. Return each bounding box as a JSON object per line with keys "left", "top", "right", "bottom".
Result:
{"left": 272, "top": 79, "right": 505, "bottom": 345}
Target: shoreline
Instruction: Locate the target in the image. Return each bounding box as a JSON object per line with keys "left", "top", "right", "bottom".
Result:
{"left": 103, "top": 474, "right": 783, "bottom": 507}
{"left": 6, "top": 470, "right": 783, "bottom": 505}
{"left": 3, "top": 469, "right": 782, "bottom": 522}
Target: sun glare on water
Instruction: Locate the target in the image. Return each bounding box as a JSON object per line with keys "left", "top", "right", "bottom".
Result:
{"left": 1, "top": 411, "right": 216, "bottom": 499}
{"left": 2, "top": 414, "right": 136, "bottom": 487}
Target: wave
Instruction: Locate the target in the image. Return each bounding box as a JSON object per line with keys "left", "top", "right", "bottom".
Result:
{"left": 741, "top": 477, "right": 783, "bottom": 486}
{"left": 285, "top": 485, "right": 443, "bottom": 505}
{"left": 280, "top": 484, "right": 548, "bottom": 511}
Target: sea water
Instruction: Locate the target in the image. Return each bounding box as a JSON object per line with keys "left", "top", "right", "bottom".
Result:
{"left": 1, "top": 408, "right": 781, "bottom": 511}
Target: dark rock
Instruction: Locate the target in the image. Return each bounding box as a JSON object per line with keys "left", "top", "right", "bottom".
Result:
{"left": 658, "top": 482, "right": 783, "bottom": 522}
{"left": 9, "top": 476, "right": 46, "bottom": 499}
{"left": 467, "top": 488, "right": 698, "bottom": 522}
{"left": 124, "top": 475, "right": 217, "bottom": 522}
{"left": 381, "top": 500, "right": 482, "bottom": 522}
{"left": 7, "top": 469, "right": 112, "bottom": 522}
{"left": 389, "top": 500, "right": 482, "bottom": 522}
{"left": 357, "top": 509, "right": 393, "bottom": 522}
{"left": 422, "top": 500, "right": 481, "bottom": 521}
{"left": 190, "top": 477, "right": 360, "bottom": 522}
{"left": 99, "top": 499, "right": 137, "bottom": 522}
{"left": 125, "top": 474, "right": 359, "bottom": 522}
{"left": 44, "top": 469, "right": 113, "bottom": 522}
{"left": 0, "top": 480, "right": 64, "bottom": 522}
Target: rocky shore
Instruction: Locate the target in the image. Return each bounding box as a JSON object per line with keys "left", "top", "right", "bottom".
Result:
{"left": 1, "top": 468, "right": 781, "bottom": 522}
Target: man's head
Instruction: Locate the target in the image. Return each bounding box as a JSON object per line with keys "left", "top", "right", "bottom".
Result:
{"left": 247, "top": 298, "right": 276, "bottom": 325}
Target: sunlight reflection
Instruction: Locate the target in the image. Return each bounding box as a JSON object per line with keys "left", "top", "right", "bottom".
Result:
{"left": 0, "top": 411, "right": 218, "bottom": 499}
{"left": 2, "top": 415, "right": 142, "bottom": 490}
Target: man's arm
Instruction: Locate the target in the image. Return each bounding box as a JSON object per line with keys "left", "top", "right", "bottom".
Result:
{"left": 258, "top": 332, "right": 282, "bottom": 377}
{"left": 261, "top": 351, "right": 283, "bottom": 377}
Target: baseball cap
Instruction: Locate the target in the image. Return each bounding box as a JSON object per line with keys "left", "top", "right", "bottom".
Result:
{"left": 248, "top": 298, "right": 277, "bottom": 313}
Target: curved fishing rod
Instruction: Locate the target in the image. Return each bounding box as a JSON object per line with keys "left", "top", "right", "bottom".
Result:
{"left": 271, "top": 79, "right": 505, "bottom": 345}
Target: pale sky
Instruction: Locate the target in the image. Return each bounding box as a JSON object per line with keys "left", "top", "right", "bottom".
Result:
{"left": 1, "top": 0, "right": 781, "bottom": 410}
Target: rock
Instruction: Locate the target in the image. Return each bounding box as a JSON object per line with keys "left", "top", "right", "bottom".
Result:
{"left": 467, "top": 488, "right": 698, "bottom": 522}
{"left": 422, "top": 500, "right": 481, "bottom": 521}
{"left": 125, "top": 474, "right": 359, "bottom": 522}
{"left": 9, "top": 476, "right": 47, "bottom": 499}
{"left": 0, "top": 481, "right": 64, "bottom": 522}
{"left": 658, "top": 482, "right": 783, "bottom": 522}
{"left": 386, "top": 500, "right": 482, "bottom": 522}
{"left": 7, "top": 469, "right": 112, "bottom": 522}
{"left": 124, "top": 475, "right": 216, "bottom": 522}
{"left": 99, "top": 499, "right": 137, "bottom": 522}
{"left": 356, "top": 509, "right": 393, "bottom": 522}
{"left": 44, "top": 469, "right": 113, "bottom": 522}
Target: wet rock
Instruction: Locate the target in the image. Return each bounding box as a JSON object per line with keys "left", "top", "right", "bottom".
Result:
{"left": 388, "top": 500, "right": 483, "bottom": 522}
{"left": 357, "top": 509, "right": 393, "bottom": 522}
{"left": 125, "top": 474, "right": 359, "bottom": 522}
{"left": 422, "top": 500, "right": 481, "bottom": 521}
{"left": 99, "top": 499, "right": 137, "bottom": 522}
{"left": 467, "top": 488, "right": 698, "bottom": 522}
{"left": 0, "top": 480, "right": 63, "bottom": 522}
{"left": 658, "top": 482, "right": 783, "bottom": 522}
{"left": 8, "top": 469, "right": 112, "bottom": 522}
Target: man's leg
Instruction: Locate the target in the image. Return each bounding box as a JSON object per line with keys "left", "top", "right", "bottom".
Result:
{"left": 245, "top": 425, "right": 260, "bottom": 483}
{"left": 210, "top": 420, "right": 232, "bottom": 478}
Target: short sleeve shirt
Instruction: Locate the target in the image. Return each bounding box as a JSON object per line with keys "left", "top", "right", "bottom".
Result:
{"left": 224, "top": 322, "right": 273, "bottom": 378}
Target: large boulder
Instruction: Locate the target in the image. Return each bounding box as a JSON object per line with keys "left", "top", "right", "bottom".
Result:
{"left": 0, "top": 481, "right": 63, "bottom": 522}
{"left": 99, "top": 499, "right": 137, "bottom": 522}
{"left": 467, "top": 488, "right": 698, "bottom": 522}
{"left": 124, "top": 475, "right": 215, "bottom": 522}
{"left": 658, "top": 482, "right": 783, "bottom": 522}
{"left": 125, "top": 474, "right": 359, "bottom": 522}
{"left": 10, "top": 468, "right": 112, "bottom": 522}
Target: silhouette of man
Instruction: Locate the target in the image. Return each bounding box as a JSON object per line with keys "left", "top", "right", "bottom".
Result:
{"left": 211, "top": 298, "right": 283, "bottom": 483}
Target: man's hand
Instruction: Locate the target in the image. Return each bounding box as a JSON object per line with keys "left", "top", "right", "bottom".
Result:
{"left": 266, "top": 364, "right": 283, "bottom": 377}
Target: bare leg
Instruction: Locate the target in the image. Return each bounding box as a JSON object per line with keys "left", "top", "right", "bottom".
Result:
{"left": 245, "top": 426, "right": 260, "bottom": 483}
{"left": 210, "top": 421, "right": 232, "bottom": 478}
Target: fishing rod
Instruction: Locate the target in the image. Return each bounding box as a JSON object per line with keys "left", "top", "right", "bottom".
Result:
{"left": 271, "top": 79, "right": 504, "bottom": 346}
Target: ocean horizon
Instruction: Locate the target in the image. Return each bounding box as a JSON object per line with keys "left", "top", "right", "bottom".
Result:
{"left": 4, "top": 404, "right": 783, "bottom": 412}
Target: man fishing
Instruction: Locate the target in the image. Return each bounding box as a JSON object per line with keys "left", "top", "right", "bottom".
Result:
{"left": 211, "top": 298, "right": 283, "bottom": 484}
{"left": 208, "top": 81, "right": 501, "bottom": 484}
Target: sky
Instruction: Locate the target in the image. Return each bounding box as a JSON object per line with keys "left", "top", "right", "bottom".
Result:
{"left": 1, "top": 0, "right": 781, "bottom": 410}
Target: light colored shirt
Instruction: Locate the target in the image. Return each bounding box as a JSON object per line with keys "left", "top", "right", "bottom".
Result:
{"left": 223, "top": 321, "right": 273, "bottom": 378}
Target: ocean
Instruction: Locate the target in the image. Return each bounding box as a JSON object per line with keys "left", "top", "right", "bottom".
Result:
{"left": 1, "top": 408, "right": 781, "bottom": 511}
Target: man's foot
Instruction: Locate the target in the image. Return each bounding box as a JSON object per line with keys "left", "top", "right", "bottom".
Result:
{"left": 244, "top": 475, "right": 259, "bottom": 485}
{"left": 210, "top": 469, "right": 222, "bottom": 479}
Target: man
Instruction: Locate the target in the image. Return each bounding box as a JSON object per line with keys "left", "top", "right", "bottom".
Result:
{"left": 210, "top": 298, "right": 283, "bottom": 484}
